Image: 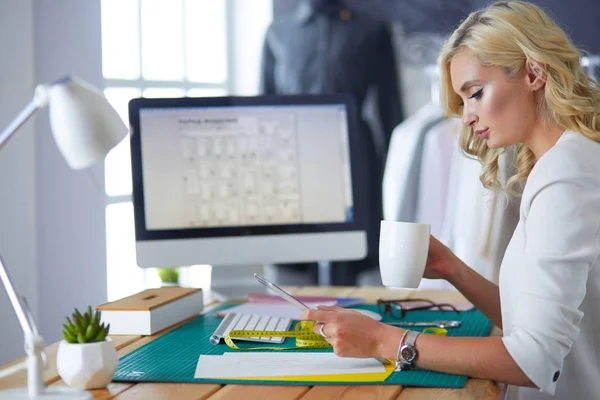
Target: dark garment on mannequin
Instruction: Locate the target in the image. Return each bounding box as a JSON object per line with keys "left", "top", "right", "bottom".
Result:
{"left": 260, "top": 2, "right": 403, "bottom": 285}
{"left": 261, "top": 2, "right": 403, "bottom": 154}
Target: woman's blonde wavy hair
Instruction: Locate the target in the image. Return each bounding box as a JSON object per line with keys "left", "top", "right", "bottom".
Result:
{"left": 439, "top": 1, "right": 600, "bottom": 193}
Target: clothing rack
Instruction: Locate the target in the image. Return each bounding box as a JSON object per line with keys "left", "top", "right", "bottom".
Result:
{"left": 398, "top": 33, "right": 445, "bottom": 67}
{"left": 424, "top": 65, "right": 440, "bottom": 105}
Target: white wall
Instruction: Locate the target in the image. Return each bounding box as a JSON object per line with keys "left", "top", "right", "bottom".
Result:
{"left": 0, "top": 0, "right": 107, "bottom": 365}
{"left": 0, "top": 0, "right": 36, "bottom": 366}
{"left": 33, "top": 0, "right": 107, "bottom": 353}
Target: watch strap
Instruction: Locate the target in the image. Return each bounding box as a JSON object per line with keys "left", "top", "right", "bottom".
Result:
{"left": 405, "top": 330, "right": 420, "bottom": 348}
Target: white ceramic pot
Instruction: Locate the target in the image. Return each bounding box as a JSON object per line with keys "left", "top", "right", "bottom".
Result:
{"left": 56, "top": 338, "right": 118, "bottom": 389}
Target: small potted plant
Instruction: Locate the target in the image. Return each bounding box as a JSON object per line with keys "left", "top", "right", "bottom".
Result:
{"left": 56, "top": 306, "right": 118, "bottom": 389}
{"left": 157, "top": 267, "right": 180, "bottom": 286}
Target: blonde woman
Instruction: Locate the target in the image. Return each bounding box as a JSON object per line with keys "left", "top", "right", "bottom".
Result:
{"left": 301, "top": 1, "right": 600, "bottom": 398}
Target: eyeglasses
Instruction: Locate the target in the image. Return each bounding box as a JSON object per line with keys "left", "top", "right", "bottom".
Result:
{"left": 376, "top": 298, "right": 460, "bottom": 319}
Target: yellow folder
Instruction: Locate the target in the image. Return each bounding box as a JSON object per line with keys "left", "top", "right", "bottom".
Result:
{"left": 228, "top": 362, "right": 395, "bottom": 382}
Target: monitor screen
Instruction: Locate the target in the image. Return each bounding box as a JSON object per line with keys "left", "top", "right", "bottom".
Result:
{"left": 129, "top": 95, "right": 367, "bottom": 268}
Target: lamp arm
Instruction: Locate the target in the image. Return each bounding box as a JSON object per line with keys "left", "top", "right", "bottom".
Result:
{"left": 0, "top": 84, "right": 49, "bottom": 152}
{"left": 0, "top": 254, "right": 35, "bottom": 336}
{"left": 0, "top": 226, "right": 47, "bottom": 398}
{"left": 0, "top": 85, "right": 51, "bottom": 398}
{"left": 0, "top": 84, "right": 51, "bottom": 336}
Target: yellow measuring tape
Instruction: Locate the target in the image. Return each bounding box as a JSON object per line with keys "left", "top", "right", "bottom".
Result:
{"left": 224, "top": 321, "right": 448, "bottom": 351}
{"left": 422, "top": 327, "right": 447, "bottom": 336}
{"left": 225, "top": 320, "right": 331, "bottom": 351}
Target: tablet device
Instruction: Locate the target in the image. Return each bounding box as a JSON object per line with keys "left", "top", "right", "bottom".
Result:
{"left": 254, "top": 273, "right": 310, "bottom": 311}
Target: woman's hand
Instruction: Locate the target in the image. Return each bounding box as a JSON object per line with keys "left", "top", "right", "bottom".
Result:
{"left": 423, "top": 235, "right": 461, "bottom": 281}
{"left": 301, "top": 305, "right": 397, "bottom": 358}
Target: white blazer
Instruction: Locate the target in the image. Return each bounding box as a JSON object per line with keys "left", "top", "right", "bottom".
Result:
{"left": 500, "top": 131, "right": 600, "bottom": 399}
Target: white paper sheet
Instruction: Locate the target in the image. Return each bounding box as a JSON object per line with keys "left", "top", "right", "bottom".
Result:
{"left": 194, "top": 352, "right": 385, "bottom": 379}
{"left": 216, "top": 301, "right": 335, "bottom": 320}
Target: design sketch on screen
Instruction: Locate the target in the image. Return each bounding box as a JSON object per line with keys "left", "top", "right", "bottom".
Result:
{"left": 139, "top": 104, "right": 354, "bottom": 231}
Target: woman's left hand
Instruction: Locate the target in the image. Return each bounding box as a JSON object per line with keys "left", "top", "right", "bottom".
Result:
{"left": 301, "top": 305, "right": 396, "bottom": 358}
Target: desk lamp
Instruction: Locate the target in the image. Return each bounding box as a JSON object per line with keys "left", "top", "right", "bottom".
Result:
{"left": 0, "top": 76, "right": 127, "bottom": 399}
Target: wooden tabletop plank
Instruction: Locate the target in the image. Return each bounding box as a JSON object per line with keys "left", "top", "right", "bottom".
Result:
{"left": 287, "top": 286, "right": 470, "bottom": 305}
{"left": 349, "top": 287, "right": 472, "bottom": 304}
{"left": 345, "top": 287, "right": 416, "bottom": 303}
{"left": 0, "top": 335, "right": 138, "bottom": 390}
{"left": 111, "top": 382, "right": 221, "bottom": 400}
{"left": 207, "top": 385, "right": 310, "bottom": 400}
{"left": 291, "top": 286, "right": 356, "bottom": 297}
{"left": 410, "top": 289, "right": 469, "bottom": 304}
{"left": 50, "top": 381, "right": 134, "bottom": 399}
{"left": 396, "top": 379, "right": 500, "bottom": 400}
{"left": 111, "top": 336, "right": 146, "bottom": 349}
{"left": 300, "top": 385, "right": 403, "bottom": 400}
{"left": 0, "top": 342, "right": 60, "bottom": 390}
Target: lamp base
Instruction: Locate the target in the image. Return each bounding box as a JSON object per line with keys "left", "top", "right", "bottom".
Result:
{"left": 0, "top": 387, "right": 92, "bottom": 399}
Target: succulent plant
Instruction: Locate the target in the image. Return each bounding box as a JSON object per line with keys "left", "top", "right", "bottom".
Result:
{"left": 63, "top": 306, "right": 110, "bottom": 344}
{"left": 157, "top": 268, "right": 179, "bottom": 284}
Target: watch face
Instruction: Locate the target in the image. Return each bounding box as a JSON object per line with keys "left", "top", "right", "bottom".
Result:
{"left": 401, "top": 346, "right": 416, "bottom": 362}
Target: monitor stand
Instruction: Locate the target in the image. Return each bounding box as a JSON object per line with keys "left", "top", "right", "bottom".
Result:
{"left": 208, "top": 263, "right": 267, "bottom": 302}
{"left": 207, "top": 261, "right": 332, "bottom": 302}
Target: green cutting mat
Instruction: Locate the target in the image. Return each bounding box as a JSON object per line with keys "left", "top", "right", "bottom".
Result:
{"left": 112, "top": 303, "right": 492, "bottom": 387}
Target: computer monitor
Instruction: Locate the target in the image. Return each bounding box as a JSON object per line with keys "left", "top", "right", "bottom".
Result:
{"left": 129, "top": 94, "right": 368, "bottom": 290}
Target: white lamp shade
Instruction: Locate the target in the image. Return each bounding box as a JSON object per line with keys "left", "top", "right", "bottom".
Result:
{"left": 46, "top": 76, "right": 128, "bottom": 170}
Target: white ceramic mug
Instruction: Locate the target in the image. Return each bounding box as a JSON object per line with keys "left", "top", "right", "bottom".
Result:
{"left": 379, "top": 220, "right": 431, "bottom": 288}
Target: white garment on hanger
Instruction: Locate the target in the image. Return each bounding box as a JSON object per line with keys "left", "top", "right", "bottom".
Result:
{"left": 414, "top": 118, "right": 458, "bottom": 237}
{"left": 414, "top": 118, "right": 460, "bottom": 290}
{"left": 441, "top": 135, "right": 519, "bottom": 284}
{"left": 481, "top": 147, "right": 520, "bottom": 282}
{"left": 382, "top": 102, "right": 443, "bottom": 222}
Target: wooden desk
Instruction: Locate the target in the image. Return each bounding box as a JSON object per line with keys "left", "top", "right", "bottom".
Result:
{"left": 0, "top": 286, "right": 501, "bottom": 400}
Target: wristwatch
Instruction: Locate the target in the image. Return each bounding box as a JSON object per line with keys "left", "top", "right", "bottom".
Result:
{"left": 397, "top": 330, "right": 421, "bottom": 370}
